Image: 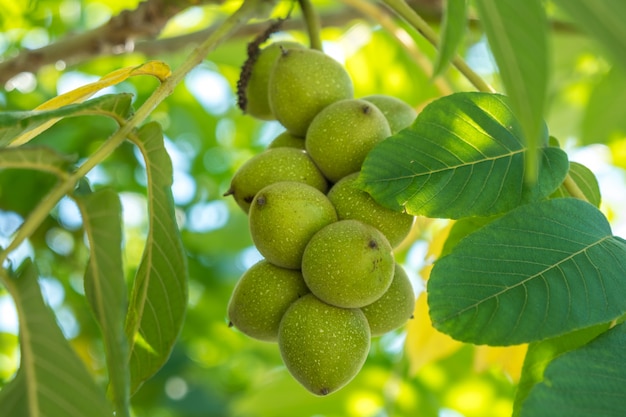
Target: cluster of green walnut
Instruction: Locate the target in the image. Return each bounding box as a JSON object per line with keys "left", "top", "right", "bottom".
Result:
{"left": 225, "top": 41, "right": 417, "bottom": 396}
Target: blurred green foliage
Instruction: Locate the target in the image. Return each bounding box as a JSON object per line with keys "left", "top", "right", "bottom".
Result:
{"left": 1, "top": 1, "right": 625, "bottom": 416}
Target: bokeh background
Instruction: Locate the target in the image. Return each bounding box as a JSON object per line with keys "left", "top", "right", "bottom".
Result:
{"left": 1, "top": 1, "right": 625, "bottom": 416}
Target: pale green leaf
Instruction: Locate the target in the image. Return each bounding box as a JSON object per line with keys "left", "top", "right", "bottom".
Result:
{"left": 0, "top": 146, "right": 75, "bottom": 177}
{"left": 440, "top": 215, "right": 499, "bottom": 257}
{"left": 474, "top": 0, "right": 548, "bottom": 182}
{"left": 552, "top": 0, "right": 626, "bottom": 72}
{"left": 0, "top": 93, "right": 133, "bottom": 147}
{"left": 359, "top": 92, "right": 568, "bottom": 219}
{"left": 74, "top": 187, "right": 129, "bottom": 416}
{"left": 581, "top": 67, "right": 626, "bottom": 145}
{"left": 0, "top": 261, "right": 112, "bottom": 417}
{"left": 520, "top": 322, "right": 626, "bottom": 417}
{"left": 125, "top": 122, "right": 188, "bottom": 393}
{"left": 428, "top": 198, "right": 626, "bottom": 345}
{"left": 433, "top": 0, "right": 467, "bottom": 76}
{"left": 512, "top": 323, "right": 611, "bottom": 417}
{"left": 550, "top": 162, "right": 601, "bottom": 207}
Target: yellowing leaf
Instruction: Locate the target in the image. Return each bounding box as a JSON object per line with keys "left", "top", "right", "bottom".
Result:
{"left": 10, "top": 61, "right": 171, "bottom": 147}
{"left": 419, "top": 220, "right": 453, "bottom": 281}
{"left": 407, "top": 291, "right": 528, "bottom": 380}
{"left": 405, "top": 291, "right": 463, "bottom": 375}
{"left": 474, "top": 344, "right": 528, "bottom": 382}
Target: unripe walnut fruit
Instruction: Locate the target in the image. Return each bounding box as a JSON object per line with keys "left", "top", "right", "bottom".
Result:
{"left": 269, "top": 48, "right": 354, "bottom": 136}
{"left": 305, "top": 99, "right": 391, "bottom": 183}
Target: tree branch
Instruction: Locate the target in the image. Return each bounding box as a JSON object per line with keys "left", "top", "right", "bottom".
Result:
{"left": 0, "top": 0, "right": 219, "bottom": 86}
{"left": 0, "top": 0, "right": 580, "bottom": 88}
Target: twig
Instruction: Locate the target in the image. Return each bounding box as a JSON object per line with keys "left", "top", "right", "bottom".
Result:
{"left": 0, "top": 0, "right": 219, "bottom": 86}
{"left": 563, "top": 173, "right": 589, "bottom": 202}
{"left": 298, "top": 0, "right": 324, "bottom": 50}
{"left": 381, "top": 0, "right": 495, "bottom": 94}
{"left": 341, "top": 0, "right": 454, "bottom": 96}
{"left": 0, "top": 0, "right": 276, "bottom": 267}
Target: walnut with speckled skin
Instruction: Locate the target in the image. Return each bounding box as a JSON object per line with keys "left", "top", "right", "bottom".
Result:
{"left": 278, "top": 294, "right": 370, "bottom": 396}
{"left": 301, "top": 219, "right": 394, "bottom": 308}
{"left": 269, "top": 48, "right": 354, "bottom": 137}
{"left": 305, "top": 99, "right": 391, "bottom": 183}
{"left": 249, "top": 181, "right": 337, "bottom": 269}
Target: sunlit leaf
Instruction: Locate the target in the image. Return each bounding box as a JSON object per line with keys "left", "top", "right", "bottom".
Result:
{"left": 360, "top": 92, "right": 568, "bottom": 219}
{"left": 36, "top": 61, "right": 170, "bottom": 110}
{"left": 552, "top": 0, "right": 626, "bottom": 72}
{"left": 0, "top": 93, "right": 133, "bottom": 147}
{"left": 74, "top": 187, "right": 129, "bottom": 416}
{"left": 0, "top": 146, "right": 75, "bottom": 177}
{"left": 125, "top": 122, "right": 188, "bottom": 393}
{"left": 519, "top": 322, "right": 626, "bottom": 417}
{"left": 428, "top": 198, "right": 626, "bottom": 345}
{"left": 433, "top": 0, "right": 467, "bottom": 77}
{"left": 474, "top": 0, "right": 548, "bottom": 183}
{"left": 405, "top": 291, "right": 463, "bottom": 375}
{"left": 581, "top": 67, "right": 626, "bottom": 145}
{"left": 512, "top": 323, "right": 610, "bottom": 417}
{"left": 0, "top": 261, "right": 112, "bottom": 417}
{"left": 550, "top": 162, "right": 601, "bottom": 207}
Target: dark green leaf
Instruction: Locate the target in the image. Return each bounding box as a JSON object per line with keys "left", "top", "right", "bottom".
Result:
{"left": 581, "top": 68, "right": 626, "bottom": 145}
{"left": 520, "top": 321, "right": 626, "bottom": 417}
{"left": 359, "top": 92, "right": 568, "bottom": 219}
{"left": 512, "top": 323, "right": 611, "bottom": 417}
{"left": 125, "top": 122, "right": 188, "bottom": 393}
{"left": 0, "top": 93, "right": 133, "bottom": 146}
{"left": 474, "top": 0, "right": 548, "bottom": 182}
{"left": 0, "top": 146, "right": 75, "bottom": 177}
{"left": 550, "top": 162, "right": 601, "bottom": 207}
{"left": 74, "top": 188, "right": 129, "bottom": 416}
{"left": 433, "top": 0, "right": 467, "bottom": 76}
{"left": 552, "top": 0, "right": 626, "bottom": 72}
{"left": 0, "top": 261, "right": 112, "bottom": 417}
{"left": 428, "top": 198, "right": 626, "bottom": 345}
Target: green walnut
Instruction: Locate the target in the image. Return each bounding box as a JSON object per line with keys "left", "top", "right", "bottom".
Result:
{"left": 362, "top": 94, "right": 417, "bottom": 134}
{"left": 305, "top": 99, "right": 391, "bottom": 183}
{"left": 267, "top": 131, "right": 306, "bottom": 149}
{"left": 269, "top": 48, "right": 354, "bottom": 136}
{"left": 245, "top": 41, "right": 304, "bottom": 120}
{"left": 301, "top": 219, "right": 394, "bottom": 308}
{"left": 278, "top": 294, "right": 370, "bottom": 396}
{"left": 249, "top": 181, "right": 337, "bottom": 269}
{"left": 361, "top": 263, "right": 415, "bottom": 337}
{"left": 327, "top": 172, "right": 414, "bottom": 247}
{"left": 225, "top": 147, "right": 328, "bottom": 213}
{"left": 228, "top": 260, "right": 310, "bottom": 342}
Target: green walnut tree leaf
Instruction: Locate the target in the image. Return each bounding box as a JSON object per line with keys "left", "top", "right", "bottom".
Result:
{"left": 125, "top": 122, "right": 188, "bottom": 393}
{"left": 0, "top": 146, "right": 75, "bottom": 177}
{"left": 550, "top": 162, "right": 601, "bottom": 208}
{"left": 360, "top": 92, "right": 568, "bottom": 219}
{"left": 428, "top": 198, "right": 626, "bottom": 345}
{"left": 512, "top": 323, "right": 611, "bottom": 417}
{"left": 0, "top": 93, "right": 133, "bottom": 146}
{"left": 433, "top": 0, "right": 467, "bottom": 77}
{"left": 74, "top": 187, "right": 129, "bottom": 416}
{"left": 0, "top": 261, "right": 113, "bottom": 417}
{"left": 474, "top": 0, "right": 548, "bottom": 183}
{"left": 519, "top": 321, "right": 626, "bottom": 417}
{"left": 581, "top": 68, "right": 626, "bottom": 145}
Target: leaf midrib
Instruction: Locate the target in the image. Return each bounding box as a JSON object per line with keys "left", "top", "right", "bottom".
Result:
{"left": 370, "top": 147, "right": 524, "bottom": 182}
{"left": 434, "top": 235, "right": 613, "bottom": 324}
